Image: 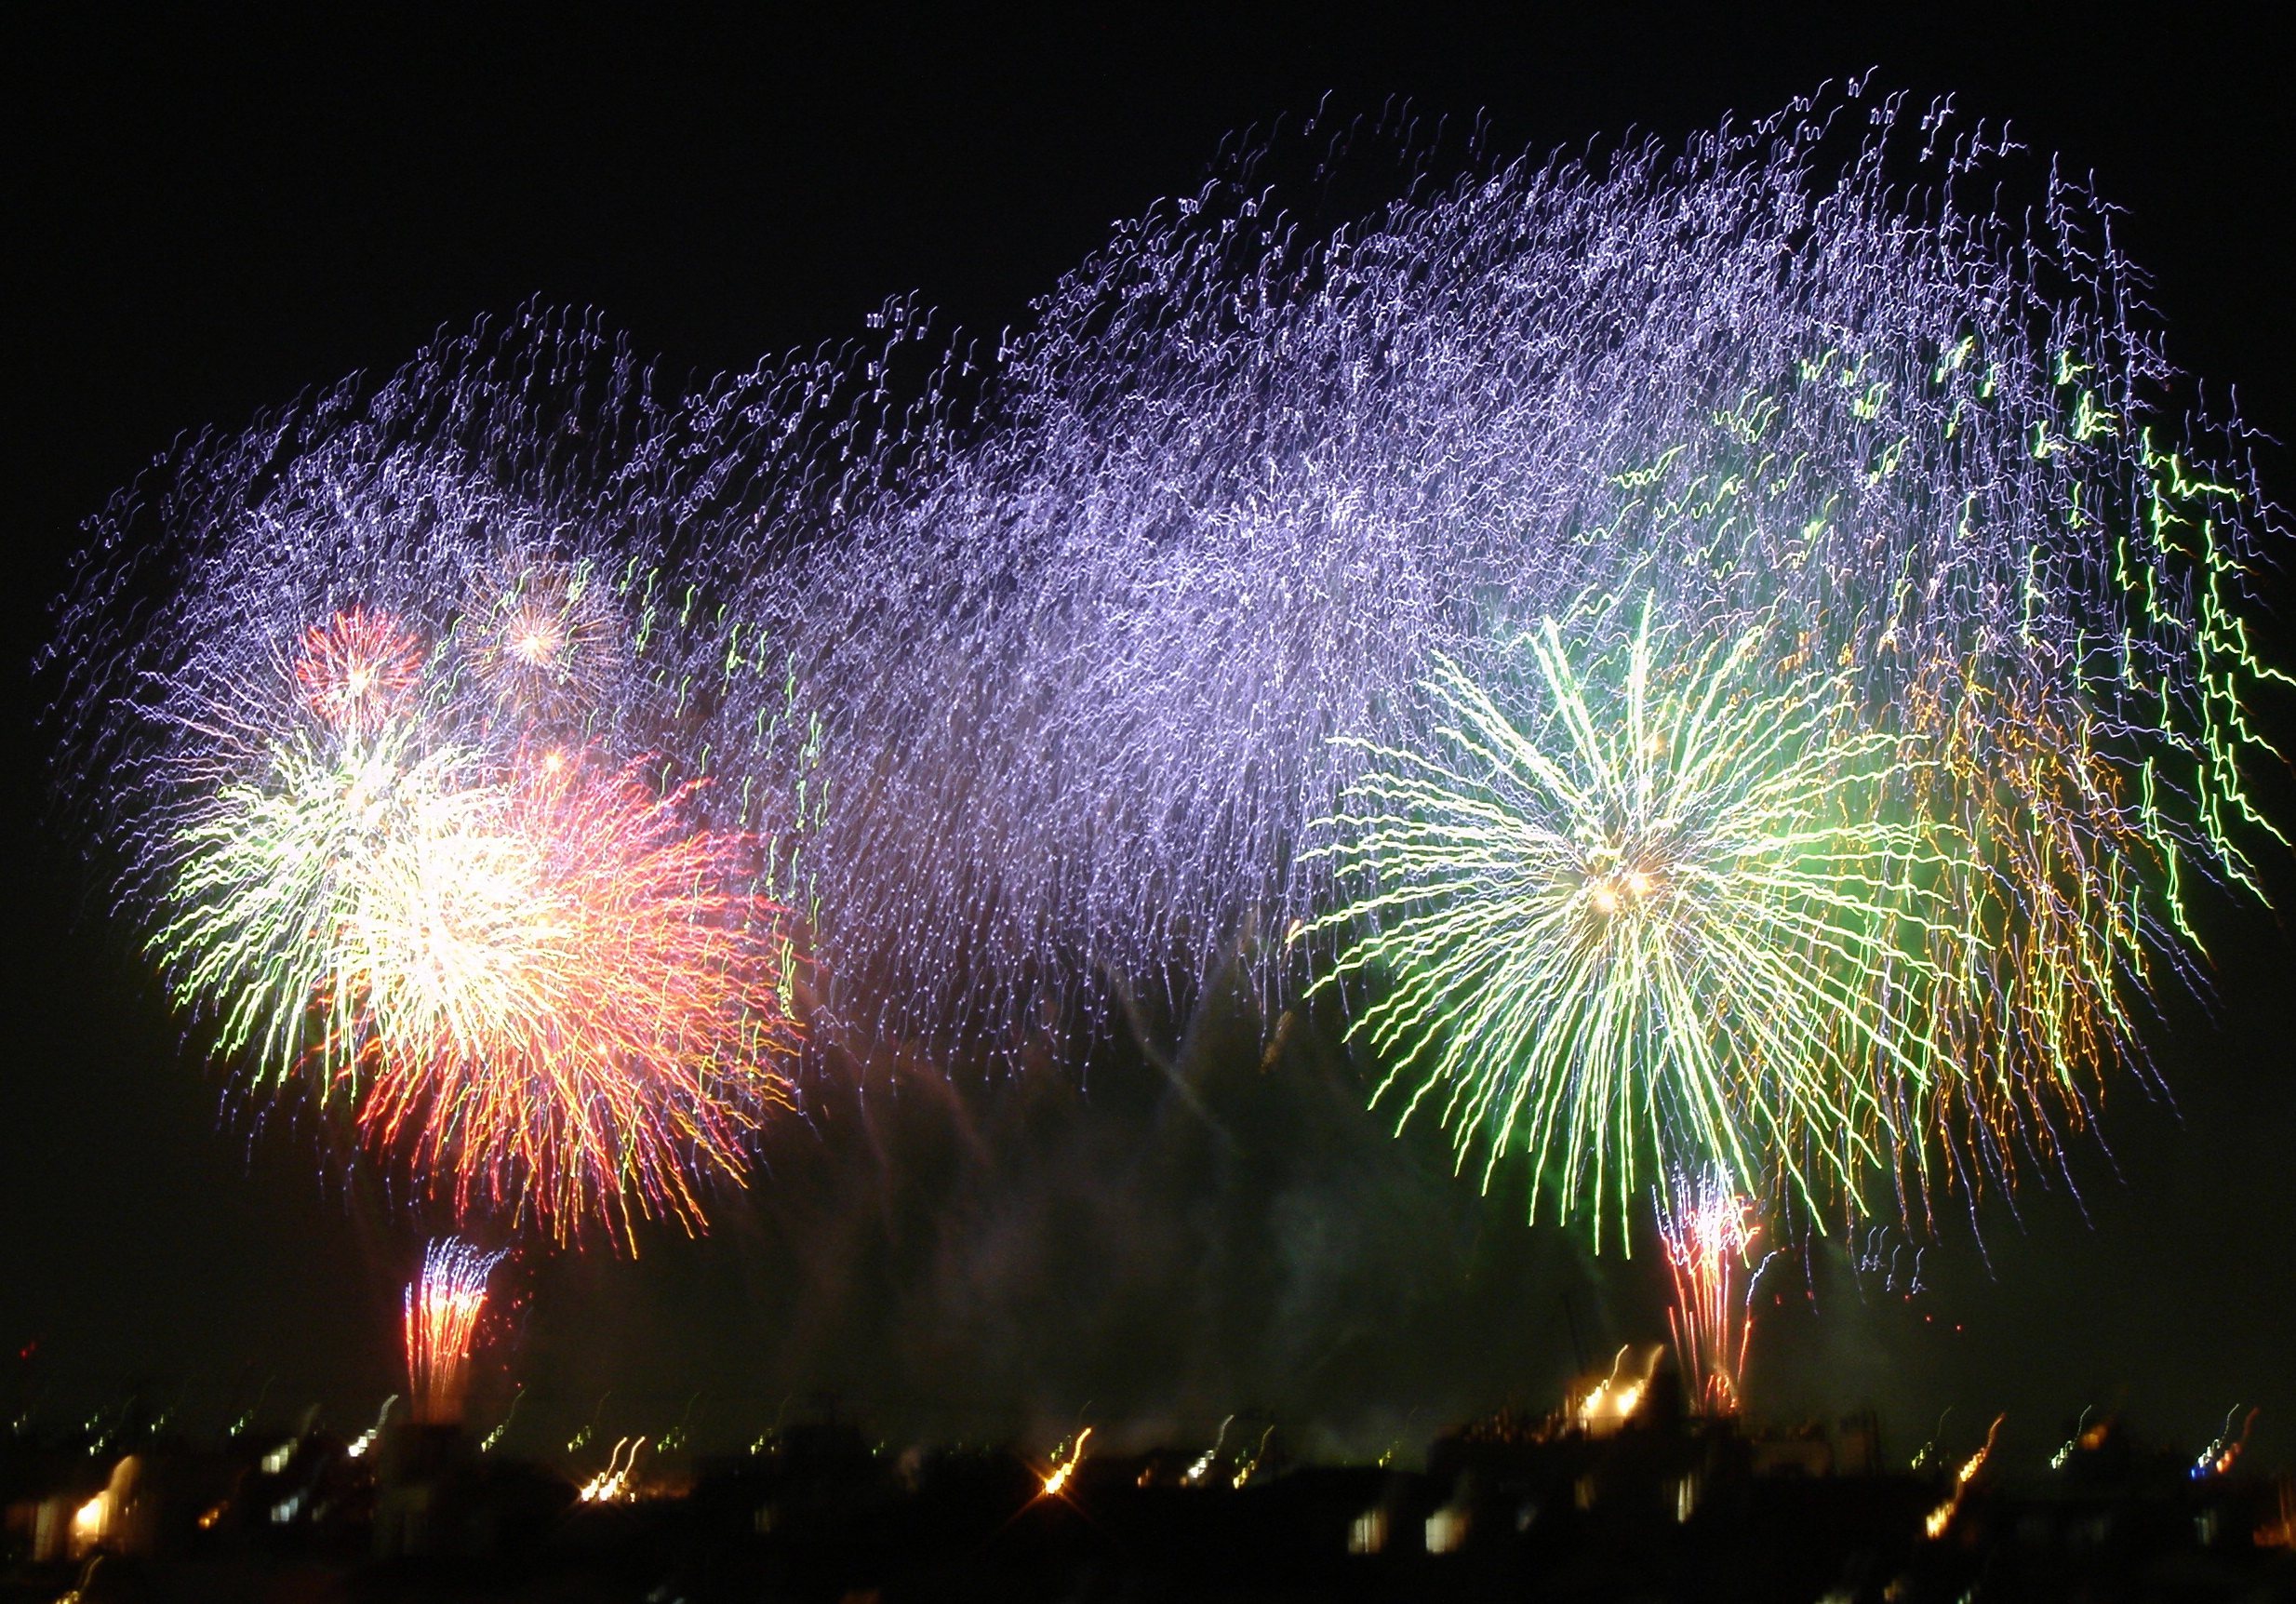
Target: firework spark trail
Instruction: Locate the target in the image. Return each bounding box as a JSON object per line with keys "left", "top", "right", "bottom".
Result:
{"left": 47, "top": 312, "right": 807, "bottom": 1246}
{"left": 405, "top": 1236, "right": 508, "bottom": 1425}
{"left": 1656, "top": 1170, "right": 1772, "bottom": 1415}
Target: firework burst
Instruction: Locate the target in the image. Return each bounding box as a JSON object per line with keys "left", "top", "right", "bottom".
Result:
{"left": 668, "top": 87, "right": 2282, "bottom": 1183}
{"left": 350, "top": 746, "right": 799, "bottom": 1242}
{"left": 155, "top": 648, "right": 799, "bottom": 1243}
{"left": 460, "top": 554, "right": 627, "bottom": 731}
{"left": 295, "top": 609, "right": 424, "bottom": 737}
{"left": 1295, "top": 602, "right": 1964, "bottom": 1238}
{"left": 47, "top": 314, "right": 808, "bottom": 1247}
{"left": 146, "top": 706, "right": 462, "bottom": 1097}
{"left": 45, "top": 89, "right": 2288, "bottom": 1241}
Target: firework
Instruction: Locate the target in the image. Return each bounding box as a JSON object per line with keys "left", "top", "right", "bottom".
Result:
{"left": 350, "top": 746, "right": 800, "bottom": 1241}
{"left": 295, "top": 609, "right": 424, "bottom": 737}
{"left": 154, "top": 674, "right": 797, "bottom": 1241}
{"left": 47, "top": 314, "right": 807, "bottom": 1246}
{"left": 405, "top": 1236, "right": 507, "bottom": 1425}
{"left": 1656, "top": 1170, "right": 1772, "bottom": 1415}
{"left": 1293, "top": 603, "right": 1963, "bottom": 1238}
{"left": 460, "top": 554, "right": 627, "bottom": 731}
{"left": 146, "top": 706, "right": 452, "bottom": 1097}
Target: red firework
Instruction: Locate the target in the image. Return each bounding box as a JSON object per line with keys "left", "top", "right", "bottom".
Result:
{"left": 293, "top": 608, "right": 423, "bottom": 735}
{"left": 404, "top": 1236, "right": 507, "bottom": 1424}
{"left": 347, "top": 745, "right": 799, "bottom": 1245}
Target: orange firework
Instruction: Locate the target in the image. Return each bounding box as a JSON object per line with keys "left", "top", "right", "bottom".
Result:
{"left": 294, "top": 608, "right": 423, "bottom": 736}
{"left": 405, "top": 1237, "right": 506, "bottom": 1425}
{"left": 348, "top": 745, "right": 799, "bottom": 1245}
{"left": 1657, "top": 1170, "right": 1770, "bottom": 1415}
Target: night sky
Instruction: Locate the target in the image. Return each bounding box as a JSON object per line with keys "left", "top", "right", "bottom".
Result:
{"left": 6, "top": 8, "right": 2292, "bottom": 1473}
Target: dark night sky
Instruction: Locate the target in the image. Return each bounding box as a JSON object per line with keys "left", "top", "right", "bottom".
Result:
{"left": 4, "top": 7, "right": 2291, "bottom": 1472}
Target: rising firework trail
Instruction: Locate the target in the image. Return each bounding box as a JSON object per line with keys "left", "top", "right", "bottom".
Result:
{"left": 1655, "top": 1170, "right": 1773, "bottom": 1415}
{"left": 405, "top": 1236, "right": 508, "bottom": 1426}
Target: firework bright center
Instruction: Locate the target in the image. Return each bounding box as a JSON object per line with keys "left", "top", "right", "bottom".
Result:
{"left": 1585, "top": 863, "right": 1662, "bottom": 916}
{"left": 510, "top": 623, "right": 561, "bottom": 665}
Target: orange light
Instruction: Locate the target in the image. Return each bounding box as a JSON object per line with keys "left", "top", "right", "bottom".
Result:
{"left": 1041, "top": 1427, "right": 1092, "bottom": 1498}
{"left": 1925, "top": 1413, "right": 2004, "bottom": 1540}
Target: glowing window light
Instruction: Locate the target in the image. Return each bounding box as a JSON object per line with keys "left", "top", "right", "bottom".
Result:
{"left": 1039, "top": 1427, "right": 1091, "bottom": 1498}
{"left": 1924, "top": 1414, "right": 2004, "bottom": 1540}
{"left": 1425, "top": 1505, "right": 1469, "bottom": 1554}
{"left": 577, "top": 1437, "right": 646, "bottom": 1504}
{"left": 1347, "top": 1508, "right": 1388, "bottom": 1555}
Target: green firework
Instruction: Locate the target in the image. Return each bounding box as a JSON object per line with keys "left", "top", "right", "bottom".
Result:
{"left": 148, "top": 715, "right": 470, "bottom": 1097}
{"left": 1297, "top": 602, "right": 1968, "bottom": 1247}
